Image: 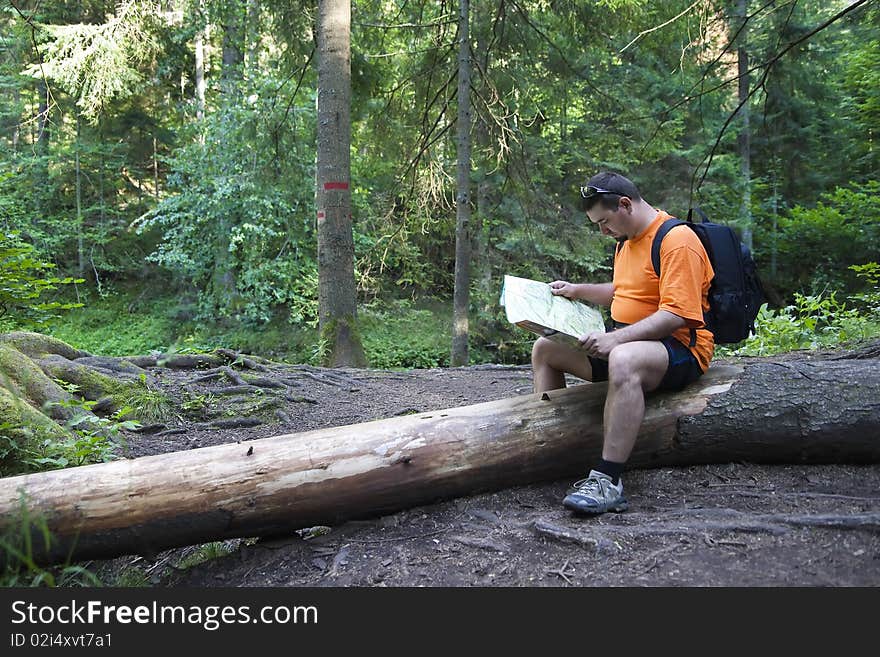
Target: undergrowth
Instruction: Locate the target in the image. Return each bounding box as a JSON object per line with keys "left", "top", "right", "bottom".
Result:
{"left": 0, "top": 495, "right": 101, "bottom": 587}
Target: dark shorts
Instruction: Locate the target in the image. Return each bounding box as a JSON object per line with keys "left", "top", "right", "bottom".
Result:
{"left": 588, "top": 336, "right": 703, "bottom": 393}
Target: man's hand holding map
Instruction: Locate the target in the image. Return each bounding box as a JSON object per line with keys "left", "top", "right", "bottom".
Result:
{"left": 500, "top": 274, "right": 606, "bottom": 351}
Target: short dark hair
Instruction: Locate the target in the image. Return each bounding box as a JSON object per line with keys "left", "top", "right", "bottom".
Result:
{"left": 580, "top": 172, "right": 642, "bottom": 212}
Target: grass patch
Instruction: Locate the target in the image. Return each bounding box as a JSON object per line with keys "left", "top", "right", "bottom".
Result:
{"left": 175, "top": 541, "right": 238, "bottom": 570}
{"left": 43, "top": 288, "right": 176, "bottom": 357}
{"left": 114, "top": 383, "right": 172, "bottom": 423}
{"left": 1, "top": 495, "right": 102, "bottom": 587}
{"left": 360, "top": 300, "right": 451, "bottom": 369}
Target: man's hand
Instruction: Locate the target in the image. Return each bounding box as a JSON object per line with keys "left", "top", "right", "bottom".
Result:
{"left": 549, "top": 280, "right": 578, "bottom": 299}
{"left": 578, "top": 330, "right": 620, "bottom": 360}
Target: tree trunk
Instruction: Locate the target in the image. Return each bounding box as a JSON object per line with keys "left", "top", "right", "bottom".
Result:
{"left": 36, "top": 80, "right": 49, "bottom": 150}
{"left": 221, "top": 1, "right": 243, "bottom": 96}
{"left": 75, "top": 117, "right": 84, "bottom": 277}
{"left": 195, "top": 0, "right": 206, "bottom": 122}
{"left": 245, "top": 0, "right": 261, "bottom": 78}
{"left": 2, "top": 355, "right": 879, "bottom": 564}
{"left": 474, "top": 10, "right": 494, "bottom": 319}
{"left": 315, "top": 0, "right": 367, "bottom": 367}
{"left": 451, "top": 0, "right": 472, "bottom": 367}
{"left": 736, "top": 0, "right": 752, "bottom": 250}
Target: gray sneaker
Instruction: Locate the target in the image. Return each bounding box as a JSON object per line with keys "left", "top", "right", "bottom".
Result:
{"left": 562, "top": 470, "right": 629, "bottom": 514}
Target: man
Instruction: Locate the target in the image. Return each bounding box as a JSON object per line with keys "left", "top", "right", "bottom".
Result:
{"left": 531, "top": 171, "right": 714, "bottom": 515}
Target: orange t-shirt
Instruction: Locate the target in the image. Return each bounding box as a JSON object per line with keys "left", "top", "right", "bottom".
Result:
{"left": 610, "top": 210, "right": 715, "bottom": 372}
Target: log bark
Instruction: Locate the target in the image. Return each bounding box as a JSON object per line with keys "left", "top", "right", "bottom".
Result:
{"left": 1, "top": 358, "right": 879, "bottom": 564}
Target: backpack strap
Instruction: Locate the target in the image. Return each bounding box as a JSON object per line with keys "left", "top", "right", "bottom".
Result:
{"left": 651, "top": 216, "right": 697, "bottom": 348}
{"left": 650, "top": 218, "right": 687, "bottom": 277}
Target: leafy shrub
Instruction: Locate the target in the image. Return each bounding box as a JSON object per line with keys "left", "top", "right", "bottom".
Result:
{"left": 848, "top": 262, "right": 880, "bottom": 319}
{"left": 7, "top": 403, "right": 134, "bottom": 475}
{"left": 722, "top": 290, "right": 880, "bottom": 358}
{"left": 0, "top": 231, "right": 83, "bottom": 329}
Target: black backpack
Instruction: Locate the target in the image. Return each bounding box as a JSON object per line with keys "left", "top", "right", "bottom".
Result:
{"left": 651, "top": 208, "right": 765, "bottom": 345}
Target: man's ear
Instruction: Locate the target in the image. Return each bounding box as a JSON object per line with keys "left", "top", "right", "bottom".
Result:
{"left": 618, "top": 196, "right": 633, "bottom": 213}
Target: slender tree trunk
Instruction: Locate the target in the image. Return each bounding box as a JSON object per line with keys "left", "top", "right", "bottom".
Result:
{"left": 221, "top": 2, "right": 243, "bottom": 96}
{"left": 36, "top": 80, "right": 49, "bottom": 151}
{"left": 153, "top": 135, "right": 159, "bottom": 199}
{"left": 474, "top": 10, "right": 493, "bottom": 319}
{"left": 75, "top": 117, "right": 84, "bottom": 277}
{"left": 451, "top": 0, "right": 472, "bottom": 367}
{"left": 195, "top": 1, "right": 206, "bottom": 121}
{"left": 736, "top": 0, "right": 752, "bottom": 250}
{"left": 561, "top": 85, "right": 567, "bottom": 141}
{"left": 246, "top": 0, "right": 261, "bottom": 78}
{"left": 212, "top": 0, "right": 247, "bottom": 313}
{"left": 771, "top": 157, "right": 778, "bottom": 279}
{"left": 316, "top": 0, "right": 367, "bottom": 367}
{"left": 98, "top": 121, "right": 105, "bottom": 225}
{"left": 12, "top": 86, "right": 20, "bottom": 151}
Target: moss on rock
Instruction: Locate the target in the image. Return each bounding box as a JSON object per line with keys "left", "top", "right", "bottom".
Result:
{"left": 0, "top": 386, "right": 71, "bottom": 475}
{"left": 0, "top": 345, "right": 76, "bottom": 421}
{"left": 36, "top": 355, "right": 135, "bottom": 402}
{"left": 0, "top": 331, "right": 91, "bottom": 360}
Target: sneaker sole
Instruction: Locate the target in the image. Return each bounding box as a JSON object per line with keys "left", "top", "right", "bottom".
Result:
{"left": 562, "top": 496, "right": 629, "bottom": 515}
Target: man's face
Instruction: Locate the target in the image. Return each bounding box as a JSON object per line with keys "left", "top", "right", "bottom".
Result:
{"left": 586, "top": 197, "right": 631, "bottom": 239}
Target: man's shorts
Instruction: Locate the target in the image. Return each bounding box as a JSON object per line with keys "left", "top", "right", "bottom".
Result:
{"left": 588, "top": 336, "right": 703, "bottom": 393}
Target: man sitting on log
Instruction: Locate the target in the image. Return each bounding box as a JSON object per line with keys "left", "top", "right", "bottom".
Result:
{"left": 531, "top": 172, "right": 715, "bottom": 515}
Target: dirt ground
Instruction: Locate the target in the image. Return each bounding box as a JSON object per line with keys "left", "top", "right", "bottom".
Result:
{"left": 95, "top": 351, "right": 880, "bottom": 588}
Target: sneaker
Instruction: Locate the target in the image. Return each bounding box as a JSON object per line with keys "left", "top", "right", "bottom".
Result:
{"left": 562, "top": 470, "right": 629, "bottom": 514}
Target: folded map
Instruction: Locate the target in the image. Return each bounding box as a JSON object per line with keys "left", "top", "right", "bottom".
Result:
{"left": 500, "top": 274, "right": 606, "bottom": 350}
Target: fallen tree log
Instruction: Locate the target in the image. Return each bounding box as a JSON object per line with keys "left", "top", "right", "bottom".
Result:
{"left": 1, "top": 355, "right": 879, "bottom": 564}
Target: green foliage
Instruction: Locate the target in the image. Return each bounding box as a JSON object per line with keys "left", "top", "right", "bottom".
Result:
{"left": 137, "top": 75, "right": 318, "bottom": 326}
{"left": 757, "top": 183, "right": 880, "bottom": 296}
{"left": 45, "top": 288, "right": 174, "bottom": 356}
{"left": 0, "top": 231, "right": 83, "bottom": 328}
{"left": 174, "top": 541, "right": 238, "bottom": 571}
{"left": 723, "top": 291, "right": 880, "bottom": 358}
{"left": 180, "top": 391, "right": 216, "bottom": 420}
{"left": 360, "top": 301, "right": 451, "bottom": 369}
{"left": 114, "top": 377, "right": 171, "bottom": 423}
{"left": 1, "top": 495, "right": 102, "bottom": 587}
{"left": 0, "top": 0, "right": 876, "bottom": 369}
{"left": 848, "top": 262, "right": 880, "bottom": 319}
{"left": 26, "top": 1, "right": 161, "bottom": 123}
{"left": 1, "top": 394, "right": 131, "bottom": 476}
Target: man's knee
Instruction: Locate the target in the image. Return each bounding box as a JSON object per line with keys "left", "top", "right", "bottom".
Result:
{"left": 531, "top": 336, "right": 555, "bottom": 365}
{"left": 607, "top": 342, "right": 668, "bottom": 390}
{"left": 608, "top": 345, "right": 638, "bottom": 385}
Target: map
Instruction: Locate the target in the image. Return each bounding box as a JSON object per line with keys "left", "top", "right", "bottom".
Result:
{"left": 500, "top": 274, "right": 606, "bottom": 350}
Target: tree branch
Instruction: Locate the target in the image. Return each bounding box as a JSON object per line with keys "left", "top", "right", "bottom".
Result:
{"left": 619, "top": 0, "right": 703, "bottom": 53}
{"left": 691, "top": 0, "right": 872, "bottom": 198}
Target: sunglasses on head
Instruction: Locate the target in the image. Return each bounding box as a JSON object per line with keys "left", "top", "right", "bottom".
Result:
{"left": 579, "top": 185, "right": 622, "bottom": 199}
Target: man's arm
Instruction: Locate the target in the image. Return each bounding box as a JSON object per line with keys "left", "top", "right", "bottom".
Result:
{"left": 579, "top": 309, "right": 685, "bottom": 359}
{"left": 549, "top": 281, "right": 614, "bottom": 307}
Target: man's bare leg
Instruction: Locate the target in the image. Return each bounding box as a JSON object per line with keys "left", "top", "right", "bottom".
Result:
{"left": 563, "top": 340, "right": 669, "bottom": 515}
{"left": 531, "top": 337, "right": 595, "bottom": 393}
{"left": 601, "top": 341, "right": 668, "bottom": 462}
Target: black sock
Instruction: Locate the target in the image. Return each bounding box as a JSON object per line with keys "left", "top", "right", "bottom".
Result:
{"left": 594, "top": 459, "right": 624, "bottom": 485}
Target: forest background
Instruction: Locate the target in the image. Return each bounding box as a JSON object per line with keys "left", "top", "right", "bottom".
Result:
{"left": 2, "top": 0, "right": 879, "bottom": 371}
